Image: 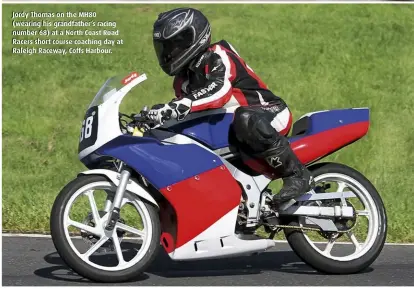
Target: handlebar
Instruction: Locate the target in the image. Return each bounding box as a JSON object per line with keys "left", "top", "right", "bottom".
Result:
{"left": 118, "top": 106, "right": 162, "bottom": 135}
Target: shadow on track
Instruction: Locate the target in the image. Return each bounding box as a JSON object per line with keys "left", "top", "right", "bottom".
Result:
{"left": 33, "top": 243, "right": 374, "bottom": 283}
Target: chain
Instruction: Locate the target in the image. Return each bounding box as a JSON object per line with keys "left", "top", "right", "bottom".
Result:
{"left": 238, "top": 214, "right": 358, "bottom": 234}
{"left": 254, "top": 194, "right": 359, "bottom": 234}
{"left": 267, "top": 215, "right": 358, "bottom": 234}
{"left": 269, "top": 221, "right": 357, "bottom": 233}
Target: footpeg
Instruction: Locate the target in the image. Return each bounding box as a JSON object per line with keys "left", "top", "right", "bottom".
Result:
{"left": 277, "top": 199, "right": 297, "bottom": 211}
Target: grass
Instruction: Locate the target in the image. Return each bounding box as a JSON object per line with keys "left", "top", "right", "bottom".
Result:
{"left": 2, "top": 4, "right": 414, "bottom": 242}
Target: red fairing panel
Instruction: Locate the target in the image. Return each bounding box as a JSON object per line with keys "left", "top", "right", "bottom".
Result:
{"left": 159, "top": 166, "right": 242, "bottom": 251}
{"left": 291, "top": 121, "right": 370, "bottom": 165}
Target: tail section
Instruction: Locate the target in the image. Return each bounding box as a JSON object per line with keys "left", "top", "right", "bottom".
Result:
{"left": 289, "top": 108, "right": 370, "bottom": 165}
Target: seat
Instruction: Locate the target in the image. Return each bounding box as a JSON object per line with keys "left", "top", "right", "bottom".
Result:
{"left": 290, "top": 116, "right": 310, "bottom": 137}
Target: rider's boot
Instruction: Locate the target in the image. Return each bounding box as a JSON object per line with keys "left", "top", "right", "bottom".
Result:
{"left": 261, "top": 136, "right": 314, "bottom": 205}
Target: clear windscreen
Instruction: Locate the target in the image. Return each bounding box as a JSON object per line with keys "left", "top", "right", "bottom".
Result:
{"left": 88, "top": 75, "right": 126, "bottom": 108}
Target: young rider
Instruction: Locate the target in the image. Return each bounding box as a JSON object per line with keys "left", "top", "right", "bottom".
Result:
{"left": 148, "top": 7, "right": 313, "bottom": 205}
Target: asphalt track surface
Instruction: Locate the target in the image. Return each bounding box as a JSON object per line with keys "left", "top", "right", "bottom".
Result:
{"left": 2, "top": 0, "right": 394, "bottom": 2}
{"left": 2, "top": 236, "right": 414, "bottom": 286}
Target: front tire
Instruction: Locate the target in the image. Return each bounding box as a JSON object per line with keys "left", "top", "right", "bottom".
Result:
{"left": 284, "top": 162, "right": 387, "bottom": 274}
{"left": 50, "top": 175, "right": 161, "bottom": 282}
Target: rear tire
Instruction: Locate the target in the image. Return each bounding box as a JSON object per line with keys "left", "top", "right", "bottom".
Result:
{"left": 284, "top": 162, "right": 387, "bottom": 274}
{"left": 50, "top": 175, "right": 161, "bottom": 282}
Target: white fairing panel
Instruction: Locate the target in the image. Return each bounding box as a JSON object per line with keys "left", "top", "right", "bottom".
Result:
{"left": 169, "top": 207, "right": 275, "bottom": 260}
{"left": 78, "top": 74, "right": 148, "bottom": 160}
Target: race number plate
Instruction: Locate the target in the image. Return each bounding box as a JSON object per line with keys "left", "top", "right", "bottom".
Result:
{"left": 78, "top": 106, "right": 98, "bottom": 153}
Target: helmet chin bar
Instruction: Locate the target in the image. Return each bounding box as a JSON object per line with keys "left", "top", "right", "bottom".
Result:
{"left": 168, "top": 42, "right": 209, "bottom": 76}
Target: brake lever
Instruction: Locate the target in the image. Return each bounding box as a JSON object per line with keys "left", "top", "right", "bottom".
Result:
{"left": 130, "top": 105, "right": 167, "bottom": 132}
{"left": 151, "top": 123, "right": 163, "bottom": 130}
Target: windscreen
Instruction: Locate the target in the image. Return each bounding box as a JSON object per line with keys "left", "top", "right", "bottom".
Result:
{"left": 88, "top": 75, "right": 126, "bottom": 109}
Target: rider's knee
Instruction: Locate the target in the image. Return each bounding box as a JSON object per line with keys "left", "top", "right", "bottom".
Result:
{"left": 233, "top": 107, "right": 280, "bottom": 153}
{"left": 233, "top": 107, "right": 253, "bottom": 137}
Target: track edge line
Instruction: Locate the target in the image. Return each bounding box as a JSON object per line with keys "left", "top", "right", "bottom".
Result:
{"left": 2, "top": 233, "right": 414, "bottom": 245}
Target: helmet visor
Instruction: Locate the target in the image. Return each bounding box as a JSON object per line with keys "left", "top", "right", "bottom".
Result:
{"left": 154, "top": 28, "right": 194, "bottom": 66}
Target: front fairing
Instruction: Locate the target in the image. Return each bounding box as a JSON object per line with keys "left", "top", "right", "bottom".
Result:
{"left": 77, "top": 72, "right": 147, "bottom": 161}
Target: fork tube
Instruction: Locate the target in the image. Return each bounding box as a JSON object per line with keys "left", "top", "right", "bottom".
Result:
{"left": 105, "top": 168, "right": 131, "bottom": 231}
{"left": 117, "top": 160, "right": 124, "bottom": 172}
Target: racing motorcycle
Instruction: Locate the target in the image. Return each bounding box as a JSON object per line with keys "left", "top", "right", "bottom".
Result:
{"left": 50, "top": 72, "right": 387, "bottom": 282}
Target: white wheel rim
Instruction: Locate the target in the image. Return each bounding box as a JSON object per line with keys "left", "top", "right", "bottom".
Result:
{"left": 301, "top": 173, "right": 380, "bottom": 262}
{"left": 62, "top": 181, "right": 153, "bottom": 271}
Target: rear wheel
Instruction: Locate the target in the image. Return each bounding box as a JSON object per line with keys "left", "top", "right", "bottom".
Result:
{"left": 284, "top": 162, "right": 387, "bottom": 274}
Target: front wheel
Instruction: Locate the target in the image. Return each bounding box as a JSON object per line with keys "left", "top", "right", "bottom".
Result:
{"left": 284, "top": 162, "right": 387, "bottom": 274}
{"left": 50, "top": 175, "right": 161, "bottom": 282}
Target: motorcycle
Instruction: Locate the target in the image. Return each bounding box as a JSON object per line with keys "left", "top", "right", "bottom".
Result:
{"left": 50, "top": 71, "right": 387, "bottom": 282}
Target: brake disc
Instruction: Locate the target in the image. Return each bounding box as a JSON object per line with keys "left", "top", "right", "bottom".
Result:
{"left": 81, "top": 211, "right": 126, "bottom": 253}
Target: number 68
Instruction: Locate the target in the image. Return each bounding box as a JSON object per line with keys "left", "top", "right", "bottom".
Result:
{"left": 80, "top": 116, "right": 94, "bottom": 142}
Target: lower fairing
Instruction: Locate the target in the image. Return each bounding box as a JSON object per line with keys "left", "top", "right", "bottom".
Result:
{"left": 166, "top": 207, "right": 276, "bottom": 261}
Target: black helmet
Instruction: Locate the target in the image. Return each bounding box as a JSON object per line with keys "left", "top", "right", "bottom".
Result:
{"left": 153, "top": 8, "right": 211, "bottom": 76}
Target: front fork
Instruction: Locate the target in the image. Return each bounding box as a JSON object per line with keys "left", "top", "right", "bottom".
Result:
{"left": 104, "top": 162, "right": 131, "bottom": 232}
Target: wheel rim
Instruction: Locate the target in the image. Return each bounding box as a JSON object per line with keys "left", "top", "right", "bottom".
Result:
{"left": 62, "top": 181, "right": 153, "bottom": 271}
{"left": 301, "top": 173, "right": 380, "bottom": 262}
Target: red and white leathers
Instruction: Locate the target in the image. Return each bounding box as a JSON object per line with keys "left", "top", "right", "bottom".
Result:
{"left": 169, "top": 39, "right": 293, "bottom": 137}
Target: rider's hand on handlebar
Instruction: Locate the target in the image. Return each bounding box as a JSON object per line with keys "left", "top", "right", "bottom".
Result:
{"left": 148, "top": 103, "right": 177, "bottom": 125}
{"left": 147, "top": 98, "right": 192, "bottom": 125}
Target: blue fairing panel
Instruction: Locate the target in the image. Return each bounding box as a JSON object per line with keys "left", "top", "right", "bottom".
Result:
{"left": 166, "top": 109, "right": 369, "bottom": 148}
{"left": 97, "top": 135, "right": 223, "bottom": 189}
{"left": 289, "top": 108, "right": 370, "bottom": 143}
{"left": 168, "top": 113, "right": 233, "bottom": 149}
